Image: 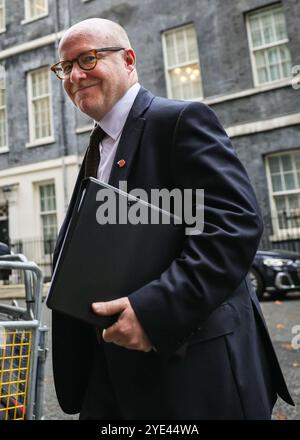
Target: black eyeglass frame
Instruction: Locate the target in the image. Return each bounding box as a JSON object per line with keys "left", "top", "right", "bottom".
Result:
{"left": 50, "top": 47, "right": 125, "bottom": 79}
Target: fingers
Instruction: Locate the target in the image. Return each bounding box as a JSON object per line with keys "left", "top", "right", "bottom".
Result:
{"left": 102, "top": 325, "right": 152, "bottom": 352}
{"left": 96, "top": 298, "right": 153, "bottom": 352}
{"left": 92, "top": 297, "right": 128, "bottom": 316}
{"left": 102, "top": 326, "right": 118, "bottom": 343}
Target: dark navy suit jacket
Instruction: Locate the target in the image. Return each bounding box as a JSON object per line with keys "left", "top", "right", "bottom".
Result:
{"left": 51, "top": 87, "right": 293, "bottom": 419}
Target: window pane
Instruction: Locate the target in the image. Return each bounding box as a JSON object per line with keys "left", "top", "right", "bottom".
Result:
{"left": 0, "top": 108, "right": 6, "bottom": 147}
{"left": 270, "top": 151, "right": 300, "bottom": 230}
{"left": 274, "top": 10, "right": 288, "bottom": 40}
{"left": 0, "top": 74, "right": 6, "bottom": 148}
{"left": 294, "top": 154, "right": 300, "bottom": 171}
{"left": 279, "top": 44, "right": 291, "bottom": 62}
{"left": 249, "top": 16, "right": 263, "bottom": 48}
{"left": 42, "top": 213, "right": 57, "bottom": 237}
{"left": 269, "top": 64, "right": 280, "bottom": 81}
{"left": 169, "top": 63, "right": 202, "bottom": 100}
{"left": 27, "top": 0, "right": 47, "bottom": 19}
{"left": 42, "top": 212, "right": 57, "bottom": 254}
{"left": 40, "top": 183, "right": 57, "bottom": 253}
{"left": 267, "top": 46, "right": 279, "bottom": 65}
{"left": 284, "top": 172, "right": 295, "bottom": 190}
{"left": 269, "top": 156, "right": 280, "bottom": 173}
{"left": 255, "top": 50, "right": 266, "bottom": 68}
{"left": 281, "top": 155, "right": 292, "bottom": 171}
{"left": 36, "top": 0, "right": 47, "bottom": 14}
{"left": 186, "top": 26, "right": 198, "bottom": 60}
{"left": 281, "top": 62, "right": 289, "bottom": 78}
{"left": 288, "top": 194, "right": 300, "bottom": 210}
{"left": 279, "top": 44, "right": 292, "bottom": 77}
{"left": 275, "top": 196, "right": 286, "bottom": 212}
{"left": 248, "top": 6, "right": 291, "bottom": 84}
{"left": 275, "top": 195, "right": 288, "bottom": 229}
{"left": 165, "top": 33, "right": 176, "bottom": 67}
{"left": 39, "top": 184, "right": 56, "bottom": 212}
{"left": 0, "top": 0, "right": 5, "bottom": 30}
{"left": 0, "top": 88, "right": 4, "bottom": 107}
{"left": 163, "top": 25, "right": 202, "bottom": 100}
{"left": 287, "top": 195, "right": 300, "bottom": 227}
{"left": 271, "top": 174, "right": 283, "bottom": 192}
{"left": 261, "top": 13, "right": 275, "bottom": 44}
{"left": 257, "top": 66, "right": 268, "bottom": 83}
{"left": 175, "top": 29, "right": 187, "bottom": 64}
{"left": 30, "top": 68, "right": 52, "bottom": 140}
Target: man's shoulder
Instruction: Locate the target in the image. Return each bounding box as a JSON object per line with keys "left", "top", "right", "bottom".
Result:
{"left": 146, "top": 89, "right": 208, "bottom": 114}
{"left": 136, "top": 87, "right": 216, "bottom": 127}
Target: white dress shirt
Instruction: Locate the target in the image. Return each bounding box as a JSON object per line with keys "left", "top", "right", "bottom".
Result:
{"left": 96, "top": 83, "right": 141, "bottom": 183}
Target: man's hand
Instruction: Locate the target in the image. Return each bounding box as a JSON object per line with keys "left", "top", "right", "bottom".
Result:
{"left": 91, "top": 297, "right": 153, "bottom": 352}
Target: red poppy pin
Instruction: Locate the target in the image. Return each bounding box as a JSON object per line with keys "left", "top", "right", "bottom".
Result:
{"left": 117, "top": 159, "right": 126, "bottom": 168}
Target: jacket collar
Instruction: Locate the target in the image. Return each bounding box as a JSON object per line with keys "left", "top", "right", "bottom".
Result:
{"left": 108, "top": 87, "right": 155, "bottom": 187}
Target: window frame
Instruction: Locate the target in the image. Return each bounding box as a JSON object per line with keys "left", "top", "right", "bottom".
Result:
{"left": 23, "top": 0, "right": 48, "bottom": 23}
{"left": 266, "top": 150, "right": 300, "bottom": 238}
{"left": 162, "top": 23, "right": 203, "bottom": 100}
{"left": 38, "top": 181, "right": 58, "bottom": 255}
{"left": 0, "top": 0, "right": 6, "bottom": 32}
{"left": 0, "top": 65, "right": 8, "bottom": 152}
{"left": 246, "top": 3, "right": 292, "bottom": 87}
{"left": 26, "top": 66, "right": 54, "bottom": 147}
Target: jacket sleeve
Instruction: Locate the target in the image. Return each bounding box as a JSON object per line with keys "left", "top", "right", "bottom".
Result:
{"left": 128, "top": 101, "right": 263, "bottom": 357}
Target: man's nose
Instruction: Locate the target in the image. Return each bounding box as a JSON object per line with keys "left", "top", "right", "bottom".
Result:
{"left": 69, "top": 61, "right": 87, "bottom": 82}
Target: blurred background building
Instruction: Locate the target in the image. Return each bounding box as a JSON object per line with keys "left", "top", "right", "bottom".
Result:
{"left": 0, "top": 0, "right": 299, "bottom": 280}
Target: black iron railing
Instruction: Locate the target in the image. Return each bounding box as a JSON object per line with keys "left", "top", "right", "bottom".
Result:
{"left": 6, "top": 238, "right": 56, "bottom": 284}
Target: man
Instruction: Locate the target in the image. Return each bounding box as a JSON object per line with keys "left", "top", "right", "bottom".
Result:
{"left": 50, "top": 18, "right": 293, "bottom": 419}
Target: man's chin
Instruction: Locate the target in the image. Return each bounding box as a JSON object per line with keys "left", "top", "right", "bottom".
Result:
{"left": 77, "top": 99, "right": 103, "bottom": 120}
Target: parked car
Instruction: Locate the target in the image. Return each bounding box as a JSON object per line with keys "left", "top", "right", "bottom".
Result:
{"left": 249, "top": 249, "right": 300, "bottom": 300}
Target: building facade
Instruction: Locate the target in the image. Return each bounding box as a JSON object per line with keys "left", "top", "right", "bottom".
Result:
{"left": 0, "top": 0, "right": 299, "bottom": 278}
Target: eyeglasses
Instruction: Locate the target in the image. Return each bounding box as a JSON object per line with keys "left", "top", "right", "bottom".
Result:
{"left": 50, "top": 47, "right": 125, "bottom": 80}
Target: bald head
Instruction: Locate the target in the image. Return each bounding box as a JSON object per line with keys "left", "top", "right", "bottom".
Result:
{"left": 59, "top": 18, "right": 132, "bottom": 54}
{"left": 57, "top": 18, "right": 138, "bottom": 121}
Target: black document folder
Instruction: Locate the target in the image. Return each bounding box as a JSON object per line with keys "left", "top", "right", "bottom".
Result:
{"left": 46, "top": 178, "right": 185, "bottom": 328}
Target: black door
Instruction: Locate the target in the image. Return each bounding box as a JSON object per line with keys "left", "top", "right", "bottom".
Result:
{"left": 0, "top": 218, "right": 9, "bottom": 244}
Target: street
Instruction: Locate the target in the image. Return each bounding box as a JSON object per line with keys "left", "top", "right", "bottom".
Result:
{"left": 39, "top": 293, "right": 300, "bottom": 420}
{"left": 260, "top": 293, "right": 300, "bottom": 420}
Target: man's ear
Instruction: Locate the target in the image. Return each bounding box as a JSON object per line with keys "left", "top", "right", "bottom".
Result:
{"left": 125, "top": 48, "right": 136, "bottom": 72}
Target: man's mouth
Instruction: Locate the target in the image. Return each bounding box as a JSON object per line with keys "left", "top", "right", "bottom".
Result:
{"left": 72, "top": 84, "right": 98, "bottom": 94}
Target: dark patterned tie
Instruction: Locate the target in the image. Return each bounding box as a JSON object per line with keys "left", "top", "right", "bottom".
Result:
{"left": 84, "top": 124, "right": 106, "bottom": 178}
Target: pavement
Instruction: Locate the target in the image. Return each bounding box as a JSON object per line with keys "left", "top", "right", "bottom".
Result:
{"left": 0, "top": 283, "right": 50, "bottom": 299}
{"left": 0, "top": 285, "right": 299, "bottom": 420}
{"left": 260, "top": 292, "right": 300, "bottom": 420}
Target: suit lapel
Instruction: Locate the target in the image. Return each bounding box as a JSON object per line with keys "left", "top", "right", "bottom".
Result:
{"left": 53, "top": 88, "right": 154, "bottom": 265}
{"left": 108, "top": 87, "right": 154, "bottom": 187}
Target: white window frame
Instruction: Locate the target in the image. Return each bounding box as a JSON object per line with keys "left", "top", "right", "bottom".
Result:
{"left": 0, "top": 65, "right": 8, "bottom": 153}
{"left": 26, "top": 67, "right": 54, "bottom": 147}
{"left": 266, "top": 150, "right": 300, "bottom": 239}
{"left": 162, "top": 24, "right": 203, "bottom": 100}
{"left": 246, "top": 3, "right": 292, "bottom": 87}
{"left": 38, "top": 181, "right": 58, "bottom": 255}
{"left": 0, "top": 0, "right": 6, "bottom": 32}
{"left": 23, "top": 0, "right": 48, "bottom": 24}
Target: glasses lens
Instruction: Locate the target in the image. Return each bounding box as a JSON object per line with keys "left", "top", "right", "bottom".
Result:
{"left": 78, "top": 51, "right": 97, "bottom": 70}
{"left": 54, "top": 61, "right": 72, "bottom": 79}
{"left": 60, "top": 61, "right": 73, "bottom": 78}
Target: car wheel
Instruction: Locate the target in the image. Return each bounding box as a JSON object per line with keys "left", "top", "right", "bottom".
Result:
{"left": 249, "top": 268, "right": 264, "bottom": 300}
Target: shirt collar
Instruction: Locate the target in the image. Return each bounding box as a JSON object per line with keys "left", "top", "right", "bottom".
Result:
{"left": 97, "top": 83, "right": 141, "bottom": 141}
